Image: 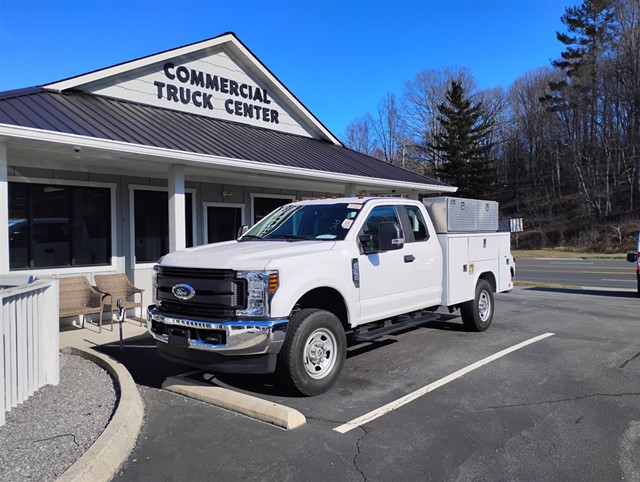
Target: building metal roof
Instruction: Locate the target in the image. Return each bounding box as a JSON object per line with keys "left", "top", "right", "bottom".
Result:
{"left": 0, "top": 87, "right": 451, "bottom": 189}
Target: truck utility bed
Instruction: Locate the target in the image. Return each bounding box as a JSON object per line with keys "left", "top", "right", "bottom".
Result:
{"left": 438, "top": 232, "right": 513, "bottom": 306}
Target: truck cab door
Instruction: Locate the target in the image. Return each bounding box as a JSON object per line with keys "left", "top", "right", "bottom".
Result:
{"left": 357, "top": 205, "right": 422, "bottom": 324}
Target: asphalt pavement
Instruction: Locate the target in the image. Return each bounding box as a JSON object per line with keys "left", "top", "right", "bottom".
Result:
{"left": 105, "top": 286, "right": 640, "bottom": 481}
{"left": 514, "top": 257, "right": 636, "bottom": 290}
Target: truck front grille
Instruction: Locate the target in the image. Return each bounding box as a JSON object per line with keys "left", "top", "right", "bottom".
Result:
{"left": 158, "top": 300, "right": 236, "bottom": 319}
{"left": 155, "top": 267, "right": 246, "bottom": 320}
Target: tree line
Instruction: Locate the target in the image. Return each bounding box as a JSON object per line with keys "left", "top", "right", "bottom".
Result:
{"left": 343, "top": 0, "right": 639, "bottom": 250}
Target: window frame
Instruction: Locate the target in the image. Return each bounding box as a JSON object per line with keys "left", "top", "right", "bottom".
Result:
{"left": 8, "top": 176, "right": 117, "bottom": 274}
{"left": 129, "top": 184, "right": 197, "bottom": 269}
{"left": 358, "top": 204, "right": 403, "bottom": 253}
{"left": 399, "top": 204, "right": 431, "bottom": 243}
{"left": 203, "top": 202, "right": 246, "bottom": 244}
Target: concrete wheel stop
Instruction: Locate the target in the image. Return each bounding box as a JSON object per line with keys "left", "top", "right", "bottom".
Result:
{"left": 162, "top": 375, "right": 306, "bottom": 430}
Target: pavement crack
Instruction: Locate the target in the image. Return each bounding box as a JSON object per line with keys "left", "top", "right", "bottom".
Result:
{"left": 474, "top": 392, "right": 640, "bottom": 411}
{"left": 353, "top": 425, "right": 370, "bottom": 482}
{"left": 34, "top": 433, "right": 80, "bottom": 446}
{"left": 620, "top": 351, "right": 640, "bottom": 369}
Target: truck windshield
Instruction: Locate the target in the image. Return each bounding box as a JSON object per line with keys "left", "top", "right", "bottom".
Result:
{"left": 241, "top": 203, "right": 362, "bottom": 241}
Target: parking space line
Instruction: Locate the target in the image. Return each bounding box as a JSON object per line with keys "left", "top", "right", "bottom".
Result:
{"left": 102, "top": 344, "right": 157, "bottom": 349}
{"left": 334, "top": 332, "right": 555, "bottom": 434}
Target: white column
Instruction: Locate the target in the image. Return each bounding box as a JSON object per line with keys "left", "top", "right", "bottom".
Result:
{"left": 345, "top": 183, "right": 357, "bottom": 197}
{"left": 0, "top": 143, "right": 9, "bottom": 274}
{"left": 168, "top": 164, "right": 186, "bottom": 252}
{"left": 407, "top": 190, "right": 419, "bottom": 200}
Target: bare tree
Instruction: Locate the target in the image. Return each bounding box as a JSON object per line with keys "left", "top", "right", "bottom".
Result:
{"left": 544, "top": 0, "right": 619, "bottom": 220}
{"left": 371, "top": 93, "right": 403, "bottom": 163}
{"left": 613, "top": 0, "right": 640, "bottom": 207}
{"left": 340, "top": 0, "right": 639, "bottom": 251}
{"left": 343, "top": 114, "right": 377, "bottom": 156}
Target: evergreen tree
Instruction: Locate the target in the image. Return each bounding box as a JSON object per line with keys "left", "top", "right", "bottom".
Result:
{"left": 429, "top": 80, "right": 494, "bottom": 198}
{"left": 542, "top": 0, "right": 619, "bottom": 220}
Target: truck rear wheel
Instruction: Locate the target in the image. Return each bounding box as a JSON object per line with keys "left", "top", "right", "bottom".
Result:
{"left": 276, "top": 308, "right": 346, "bottom": 396}
{"left": 460, "top": 279, "right": 494, "bottom": 332}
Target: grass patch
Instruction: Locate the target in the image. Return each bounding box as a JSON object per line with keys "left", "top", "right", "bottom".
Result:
{"left": 513, "top": 280, "right": 578, "bottom": 289}
{"left": 512, "top": 249, "right": 628, "bottom": 260}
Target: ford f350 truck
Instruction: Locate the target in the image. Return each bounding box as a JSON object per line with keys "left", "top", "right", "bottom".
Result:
{"left": 148, "top": 197, "right": 514, "bottom": 395}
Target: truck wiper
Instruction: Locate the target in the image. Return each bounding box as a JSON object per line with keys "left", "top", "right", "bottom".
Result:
{"left": 238, "top": 235, "right": 265, "bottom": 241}
{"left": 269, "top": 234, "right": 312, "bottom": 241}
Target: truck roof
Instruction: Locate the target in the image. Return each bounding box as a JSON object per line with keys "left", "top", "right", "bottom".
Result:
{"left": 291, "top": 196, "right": 423, "bottom": 206}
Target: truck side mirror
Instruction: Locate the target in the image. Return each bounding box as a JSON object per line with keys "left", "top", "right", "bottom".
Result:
{"left": 237, "top": 226, "right": 249, "bottom": 239}
{"left": 628, "top": 252, "right": 638, "bottom": 263}
{"left": 378, "top": 222, "right": 404, "bottom": 251}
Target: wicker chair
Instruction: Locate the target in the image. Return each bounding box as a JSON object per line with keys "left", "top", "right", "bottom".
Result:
{"left": 94, "top": 273, "right": 145, "bottom": 325}
{"left": 58, "top": 276, "right": 108, "bottom": 332}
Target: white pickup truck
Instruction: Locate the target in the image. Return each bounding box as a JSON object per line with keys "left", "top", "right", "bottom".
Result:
{"left": 148, "top": 197, "right": 514, "bottom": 395}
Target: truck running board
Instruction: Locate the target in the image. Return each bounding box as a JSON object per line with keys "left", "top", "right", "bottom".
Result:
{"left": 349, "top": 311, "right": 440, "bottom": 343}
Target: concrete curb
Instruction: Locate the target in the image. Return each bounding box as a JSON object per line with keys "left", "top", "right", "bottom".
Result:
{"left": 57, "top": 347, "right": 144, "bottom": 482}
{"left": 163, "top": 375, "right": 305, "bottom": 430}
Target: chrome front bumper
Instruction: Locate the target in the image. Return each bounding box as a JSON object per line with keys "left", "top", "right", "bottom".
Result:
{"left": 147, "top": 305, "right": 288, "bottom": 356}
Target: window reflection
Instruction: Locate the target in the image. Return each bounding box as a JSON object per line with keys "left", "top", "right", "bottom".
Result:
{"left": 133, "top": 190, "right": 193, "bottom": 263}
{"left": 8, "top": 182, "right": 111, "bottom": 269}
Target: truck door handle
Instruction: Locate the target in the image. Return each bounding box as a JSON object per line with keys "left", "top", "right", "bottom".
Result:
{"left": 404, "top": 255, "right": 415, "bottom": 263}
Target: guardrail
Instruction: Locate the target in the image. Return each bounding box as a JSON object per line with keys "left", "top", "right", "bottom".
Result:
{"left": 1, "top": 277, "right": 59, "bottom": 426}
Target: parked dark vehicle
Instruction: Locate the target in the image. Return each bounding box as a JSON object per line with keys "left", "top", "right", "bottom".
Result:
{"left": 627, "top": 230, "right": 640, "bottom": 297}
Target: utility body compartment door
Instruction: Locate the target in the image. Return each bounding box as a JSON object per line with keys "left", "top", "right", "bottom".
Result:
{"left": 440, "top": 235, "right": 474, "bottom": 306}
{"left": 439, "top": 232, "right": 512, "bottom": 306}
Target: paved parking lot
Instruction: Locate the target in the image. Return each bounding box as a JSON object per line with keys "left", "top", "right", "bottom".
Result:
{"left": 106, "top": 286, "right": 640, "bottom": 481}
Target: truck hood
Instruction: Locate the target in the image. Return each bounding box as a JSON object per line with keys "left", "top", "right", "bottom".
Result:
{"left": 159, "top": 240, "right": 336, "bottom": 270}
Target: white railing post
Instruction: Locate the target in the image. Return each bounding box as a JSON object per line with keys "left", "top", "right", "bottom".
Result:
{"left": 1, "top": 299, "right": 6, "bottom": 425}
{"left": 0, "top": 278, "right": 59, "bottom": 426}
{"left": 44, "top": 281, "right": 60, "bottom": 385}
{"left": 0, "top": 142, "right": 9, "bottom": 274}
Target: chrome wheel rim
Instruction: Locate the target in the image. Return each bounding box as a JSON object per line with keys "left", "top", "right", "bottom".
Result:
{"left": 303, "top": 328, "right": 337, "bottom": 379}
{"left": 478, "top": 291, "right": 491, "bottom": 322}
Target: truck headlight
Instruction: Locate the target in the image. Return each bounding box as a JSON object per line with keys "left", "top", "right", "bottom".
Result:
{"left": 236, "top": 270, "right": 279, "bottom": 317}
{"left": 152, "top": 264, "right": 162, "bottom": 288}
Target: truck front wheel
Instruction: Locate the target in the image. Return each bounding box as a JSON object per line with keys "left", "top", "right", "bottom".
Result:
{"left": 460, "top": 279, "right": 494, "bottom": 332}
{"left": 276, "top": 308, "right": 346, "bottom": 396}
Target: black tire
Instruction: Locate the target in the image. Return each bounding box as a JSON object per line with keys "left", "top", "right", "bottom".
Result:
{"left": 276, "top": 308, "right": 346, "bottom": 396}
{"left": 460, "top": 279, "right": 494, "bottom": 332}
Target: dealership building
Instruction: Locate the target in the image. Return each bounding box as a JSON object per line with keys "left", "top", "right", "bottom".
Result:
{"left": 0, "top": 32, "right": 455, "bottom": 297}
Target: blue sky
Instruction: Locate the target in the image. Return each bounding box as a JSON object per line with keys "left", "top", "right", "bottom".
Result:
{"left": 0, "top": 0, "right": 576, "bottom": 138}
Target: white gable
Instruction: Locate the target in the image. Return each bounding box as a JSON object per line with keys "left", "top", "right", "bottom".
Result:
{"left": 45, "top": 33, "right": 339, "bottom": 143}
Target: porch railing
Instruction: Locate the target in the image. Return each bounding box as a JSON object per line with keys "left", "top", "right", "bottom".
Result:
{"left": 1, "top": 277, "right": 59, "bottom": 426}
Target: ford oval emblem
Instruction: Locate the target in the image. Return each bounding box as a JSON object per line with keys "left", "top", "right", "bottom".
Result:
{"left": 172, "top": 283, "right": 195, "bottom": 301}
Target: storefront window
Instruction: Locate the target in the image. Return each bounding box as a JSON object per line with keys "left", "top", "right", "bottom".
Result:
{"left": 253, "top": 196, "right": 293, "bottom": 223}
{"left": 206, "top": 205, "right": 242, "bottom": 243}
{"left": 8, "top": 182, "right": 112, "bottom": 269}
{"left": 134, "top": 190, "right": 193, "bottom": 263}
